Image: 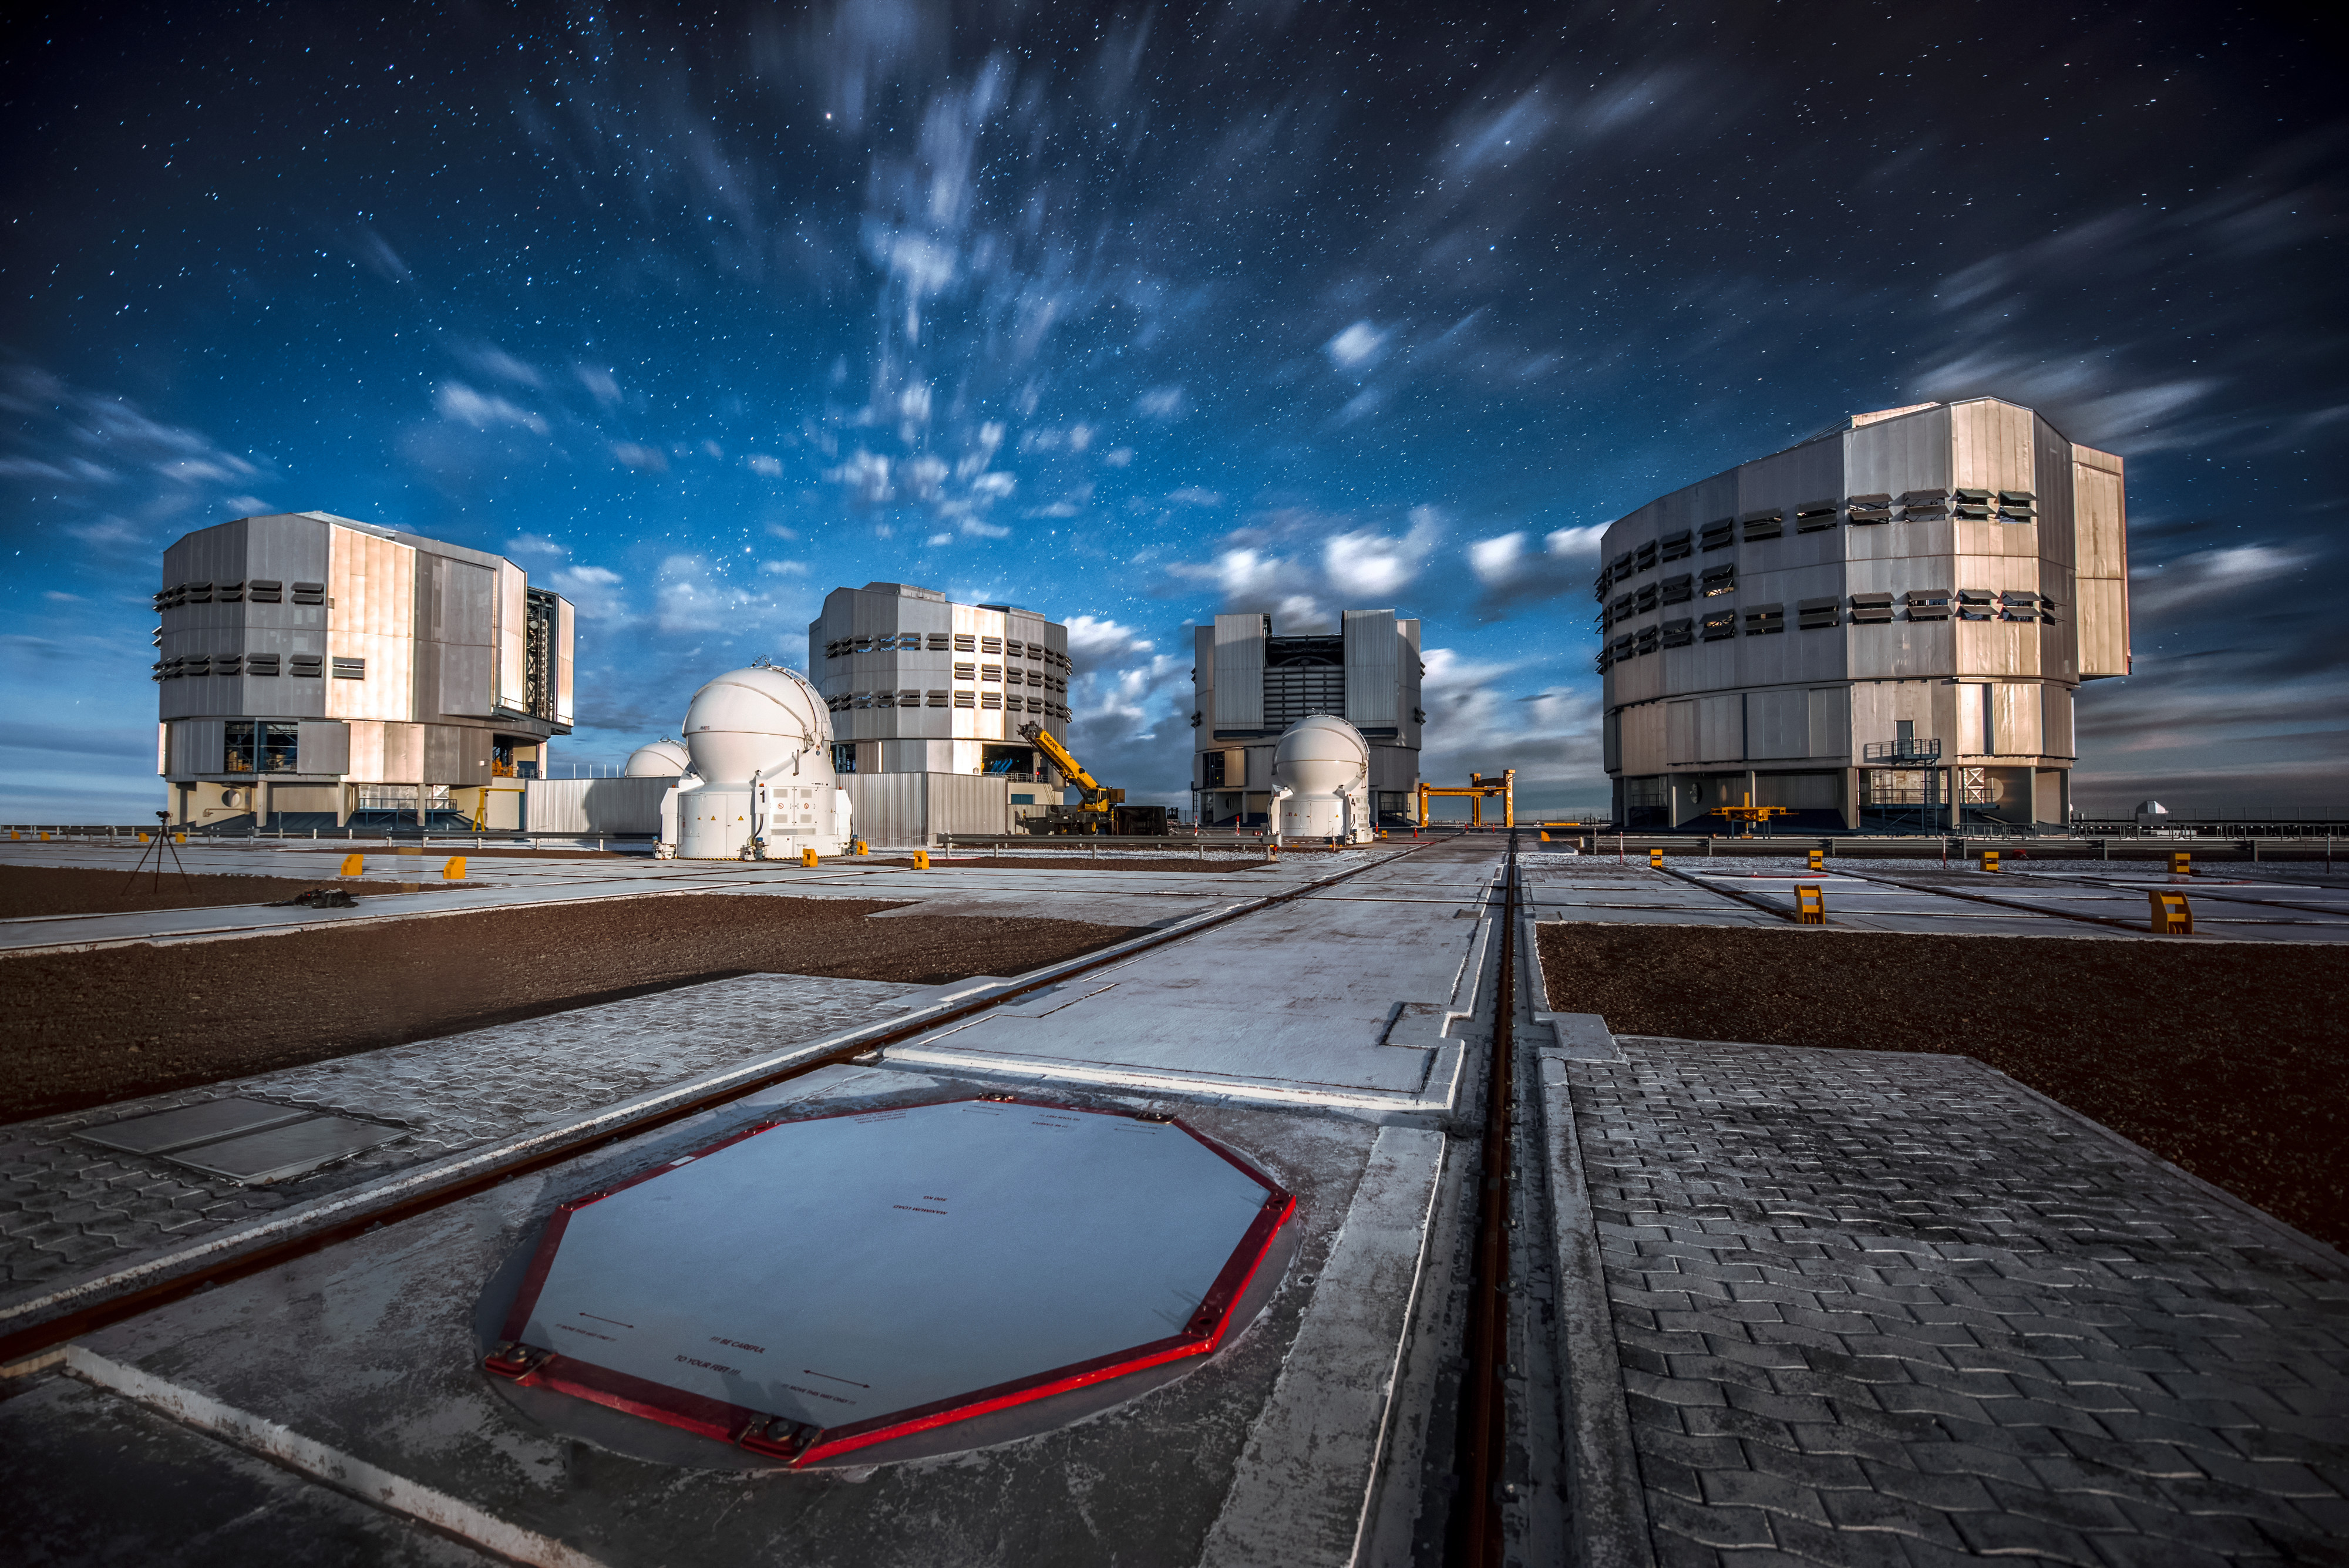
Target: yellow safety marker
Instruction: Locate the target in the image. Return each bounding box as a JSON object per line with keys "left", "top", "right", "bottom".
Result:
{"left": 1808, "top": 849, "right": 1824, "bottom": 872}
{"left": 800, "top": 847, "right": 819, "bottom": 868}
{"left": 136, "top": 832, "right": 149, "bottom": 843}
{"left": 1980, "top": 850, "right": 2001, "bottom": 873}
{"left": 39, "top": 832, "right": 50, "bottom": 842}
{"left": 2149, "top": 890, "right": 2193, "bottom": 934}
{"left": 1648, "top": 847, "right": 1664, "bottom": 869}
{"left": 1539, "top": 830, "right": 1551, "bottom": 842}
{"left": 1794, "top": 883, "right": 1826, "bottom": 924}
{"left": 443, "top": 856, "right": 467, "bottom": 881}
{"left": 175, "top": 833, "right": 186, "bottom": 844}
{"left": 911, "top": 850, "right": 931, "bottom": 870}
{"left": 2170, "top": 852, "right": 2191, "bottom": 876}
{"left": 338, "top": 853, "right": 364, "bottom": 877}
{"left": 852, "top": 839, "right": 869, "bottom": 856}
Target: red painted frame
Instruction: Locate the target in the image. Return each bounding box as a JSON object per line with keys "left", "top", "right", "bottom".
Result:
{"left": 487, "top": 1095, "right": 1296, "bottom": 1468}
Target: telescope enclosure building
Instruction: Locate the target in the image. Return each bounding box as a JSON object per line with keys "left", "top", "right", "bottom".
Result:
{"left": 155, "top": 510, "right": 574, "bottom": 830}
{"left": 1597, "top": 398, "right": 2129, "bottom": 832}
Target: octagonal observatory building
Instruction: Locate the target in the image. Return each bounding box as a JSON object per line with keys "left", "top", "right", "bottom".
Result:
{"left": 1596, "top": 398, "right": 2130, "bottom": 833}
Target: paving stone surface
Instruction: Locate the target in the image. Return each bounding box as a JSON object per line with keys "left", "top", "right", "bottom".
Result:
{"left": 0, "top": 973, "right": 927, "bottom": 1311}
{"left": 1566, "top": 1038, "right": 2349, "bottom": 1567}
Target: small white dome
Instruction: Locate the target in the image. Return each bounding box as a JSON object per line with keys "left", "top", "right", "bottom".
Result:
{"left": 2132, "top": 800, "right": 2169, "bottom": 822}
{"left": 623, "top": 737, "right": 694, "bottom": 777}
{"left": 1272, "top": 714, "right": 1370, "bottom": 798}
{"left": 682, "top": 666, "right": 836, "bottom": 787}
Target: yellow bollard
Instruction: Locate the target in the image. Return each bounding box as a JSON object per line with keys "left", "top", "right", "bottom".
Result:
{"left": 338, "top": 853, "right": 364, "bottom": 877}
{"left": 911, "top": 850, "right": 930, "bottom": 870}
{"left": 1808, "top": 849, "right": 1824, "bottom": 872}
{"left": 852, "top": 839, "right": 869, "bottom": 856}
{"left": 137, "top": 832, "right": 150, "bottom": 843}
{"left": 2149, "top": 890, "right": 2193, "bottom": 934}
{"left": 1980, "top": 850, "right": 2001, "bottom": 873}
{"left": 175, "top": 833, "right": 186, "bottom": 844}
{"left": 2170, "top": 852, "right": 2191, "bottom": 876}
{"left": 1540, "top": 830, "right": 1551, "bottom": 842}
{"left": 443, "top": 856, "right": 467, "bottom": 881}
{"left": 1648, "top": 847, "right": 1664, "bottom": 869}
{"left": 801, "top": 847, "right": 819, "bottom": 868}
{"left": 39, "top": 832, "right": 50, "bottom": 841}
{"left": 1793, "top": 883, "right": 1826, "bottom": 924}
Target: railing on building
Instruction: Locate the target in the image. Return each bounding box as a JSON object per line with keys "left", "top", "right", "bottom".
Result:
{"left": 1861, "top": 739, "right": 1943, "bottom": 763}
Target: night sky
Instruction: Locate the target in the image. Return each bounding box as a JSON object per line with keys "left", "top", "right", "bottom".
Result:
{"left": 4, "top": 2, "right": 2341, "bottom": 820}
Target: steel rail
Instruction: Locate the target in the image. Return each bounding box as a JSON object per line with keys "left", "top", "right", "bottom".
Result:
{"left": 0, "top": 836, "right": 1451, "bottom": 1368}
{"left": 1452, "top": 829, "right": 1518, "bottom": 1568}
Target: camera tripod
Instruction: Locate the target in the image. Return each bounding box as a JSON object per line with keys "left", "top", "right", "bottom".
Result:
{"left": 120, "top": 809, "right": 194, "bottom": 897}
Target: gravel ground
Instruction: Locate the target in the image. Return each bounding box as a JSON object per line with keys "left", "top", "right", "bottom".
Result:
{"left": 1537, "top": 921, "right": 2349, "bottom": 1250}
{"left": 0, "top": 864, "right": 447, "bottom": 918}
{"left": 1, "top": 896, "right": 1143, "bottom": 1120}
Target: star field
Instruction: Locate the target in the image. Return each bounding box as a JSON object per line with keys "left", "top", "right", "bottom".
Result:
{"left": 2, "top": 1, "right": 2341, "bottom": 816}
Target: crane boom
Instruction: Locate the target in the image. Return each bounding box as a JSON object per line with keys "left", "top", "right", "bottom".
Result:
{"left": 1019, "top": 721, "right": 1106, "bottom": 803}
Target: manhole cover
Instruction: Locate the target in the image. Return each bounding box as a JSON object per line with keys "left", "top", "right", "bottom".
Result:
{"left": 484, "top": 1097, "right": 1294, "bottom": 1466}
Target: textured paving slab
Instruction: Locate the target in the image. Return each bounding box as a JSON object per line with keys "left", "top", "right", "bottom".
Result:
{"left": 1556, "top": 1037, "right": 2349, "bottom": 1567}
{"left": 0, "top": 973, "right": 930, "bottom": 1313}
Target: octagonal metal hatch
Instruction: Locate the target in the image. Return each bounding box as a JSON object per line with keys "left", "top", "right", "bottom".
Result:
{"left": 484, "top": 1097, "right": 1294, "bottom": 1466}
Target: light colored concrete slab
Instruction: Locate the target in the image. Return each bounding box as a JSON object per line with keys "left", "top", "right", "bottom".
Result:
{"left": 1200, "top": 1124, "right": 1448, "bottom": 1568}
{"left": 60, "top": 1074, "right": 1423, "bottom": 1567}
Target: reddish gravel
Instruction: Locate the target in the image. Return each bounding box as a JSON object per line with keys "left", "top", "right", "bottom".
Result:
{"left": 1, "top": 895, "right": 1144, "bottom": 1119}
{"left": 1537, "top": 921, "right": 2349, "bottom": 1251}
{"left": 1, "top": 864, "right": 443, "bottom": 918}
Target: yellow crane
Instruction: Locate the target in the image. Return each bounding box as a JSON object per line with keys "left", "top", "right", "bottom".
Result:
{"left": 1018, "top": 721, "right": 1125, "bottom": 835}
{"left": 1711, "top": 791, "right": 1792, "bottom": 837}
{"left": 1418, "top": 769, "right": 1515, "bottom": 829}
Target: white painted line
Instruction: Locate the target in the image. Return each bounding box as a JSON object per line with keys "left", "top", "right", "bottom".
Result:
{"left": 1197, "top": 1125, "right": 1448, "bottom": 1568}
{"left": 65, "top": 1344, "right": 607, "bottom": 1568}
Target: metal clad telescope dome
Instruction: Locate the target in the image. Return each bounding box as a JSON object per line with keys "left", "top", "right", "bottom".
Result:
{"left": 670, "top": 666, "right": 853, "bottom": 859}
{"left": 682, "top": 666, "right": 832, "bottom": 786}
{"left": 1271, "top": 714, "right": 1374, "bottom": 844}
{"left": 623, "top": 737, "right": 693, "bottom": 778}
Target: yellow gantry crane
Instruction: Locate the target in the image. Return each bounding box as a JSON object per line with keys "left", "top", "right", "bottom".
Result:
{"left": 1711, "top": 791, "right": 1793, "bottom": 837}
{"left": 1418, "top": 769, "right": 1515, "bottom": 829}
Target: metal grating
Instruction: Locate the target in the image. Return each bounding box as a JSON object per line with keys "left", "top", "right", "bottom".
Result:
{"left": 78, "top": 1098, "right": 409, "bottom": 1185}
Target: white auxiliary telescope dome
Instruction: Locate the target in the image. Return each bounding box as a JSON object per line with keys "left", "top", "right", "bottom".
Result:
{"left": 1270, "top": 714, "right": 1375, "bottom": 846}
{"left": 622, "top": 736, "right": 694, "bottom": 778}
{"left": 665, "top": 665, "right": 853, "bottom": 860}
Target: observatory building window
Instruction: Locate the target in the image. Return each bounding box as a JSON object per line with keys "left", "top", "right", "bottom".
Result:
{"left": 248, "top": 580, "right": 282, "bottom": 603}
{"left": 1849, "top": 593, "right": 1895, "bottom": 625}
{"left": 1798, "top": 598, "right": 1840, "bottom": 630}
{"left": 1956, "top": 590, "right": 1995, "bottom": 621}
{"left": 331, "top": 657, "right": 366, "bottom": 679}
{"left": 1660, "top": 618, "right": 1694, "bottom": 648}
{"left": 832, "top": 743, "right": 857, "bottom": 773}
{"left": 291, "top": 581, "right": 326, "bottom": 605}
{"left": 1795, "top": 500, "right": 1839, "bottom": 533}
{"left": 288, "top": 654, "right": 323, "bottom": 678}
{"left": 1635, "top": 540, "right": 1659, "bottom": 573}
{"left": 1659, "top": 530, "right": 1692, "bottom": 561}
{"left": 1700, "top": 610, "right": 1738, "bottom": 641}
{"left": 1741, "top": 509, "right": 1783, "bottom": 541}
{"left": 224, "top": 720, "right": 300, "bottom": 774}
{"left": 981, "top": 664, "right": 1002, "bottom": 682}
{"left": 981, "top": 691, "right": 1003, "bottom": 709}
{"left": 954, "top": 662, "right": 977, "bottom": 681}
{"left": 980, "top": 635, "right": 1003, "bottom": 654}
{"left": 1742, "top": 604, "right": 1785, "bottom": 635}
{"left": 1847, "top": 493, "right": 1892, "bottom": 524}
{"left": 245, "top": 653, "right": 280, "bottom": 676}
{"left": 927, "top": 690, "right": 950, "bottom": 706}
{"left": 1904, "top": 590, "right": 1951, "bottom": 621}
{"left": 1660, "top": 574, "right": 1693, "bottom": 605}
{"left": 1700, "top": 519, "right": 1734, "bottom": 551}
{"left": 953, "top": 633, "right": 976, "bottom": 652}
{"left": 953, "top": 691, "right": 975, "bottom": 708}
{"left": 1700, "top": 564, "right": 1736, "bottom": 597}
{"left": 1634, "top": 584, "right": 1660, "bottom": 614}
{"left": 928, "top": 632, "right": 952, "bottom": 650}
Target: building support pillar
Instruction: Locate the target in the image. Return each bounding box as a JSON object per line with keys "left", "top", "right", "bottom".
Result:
{"left": 254, "top": 779, "right": 271, "bottom": 827}
{"left": 1841, "top": 768, "right": 1859, "bottom": 831}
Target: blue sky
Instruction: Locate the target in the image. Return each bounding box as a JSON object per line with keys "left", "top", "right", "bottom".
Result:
{"left": 3, "top": 2, "right": 2341, "bottom": 821}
